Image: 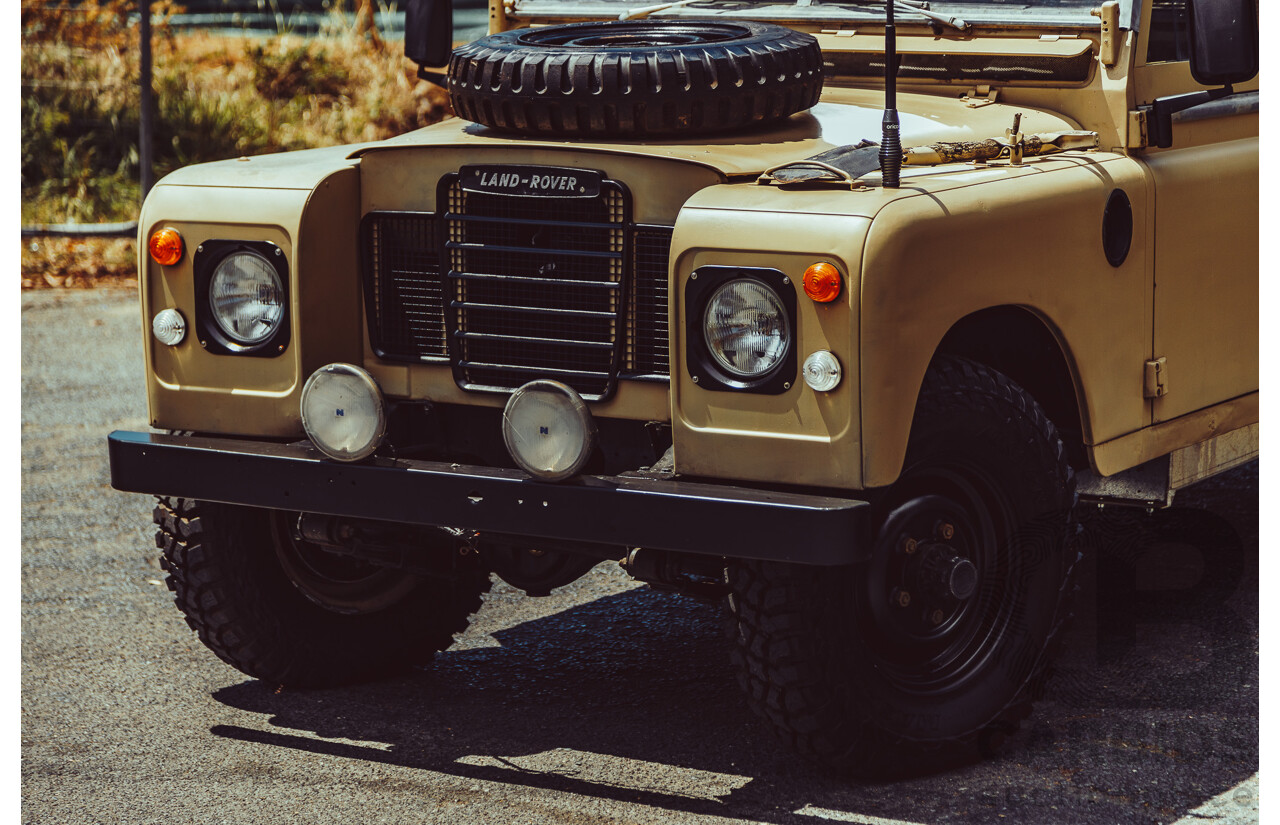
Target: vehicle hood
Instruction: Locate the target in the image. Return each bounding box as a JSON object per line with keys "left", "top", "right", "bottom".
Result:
{"left": 353, "top": 86, "right": 1078, "bottom": 178}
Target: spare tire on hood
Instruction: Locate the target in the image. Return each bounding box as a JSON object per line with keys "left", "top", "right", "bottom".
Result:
{"left": 447, "top": 20, "right": 824, "bottom": 139}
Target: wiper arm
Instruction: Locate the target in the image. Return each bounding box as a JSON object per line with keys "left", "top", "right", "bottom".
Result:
{"left": 618, "top": 0, "right": 967, "bottom": 30}
{"left": 619, "top": 0, "right": 707, "bottom": 19}
{"left": 823, "top": 0, "right": 970, "bottom": 31}
{"left": 897, "top": 3, "right": 968, "bottom": 31}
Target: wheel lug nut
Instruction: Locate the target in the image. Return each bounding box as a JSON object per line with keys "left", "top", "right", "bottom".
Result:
{"left": 931, "top": 609, "right": 945, "bottom": 625}
{"left": 902, "top": 537, "right": 918, "bottom": 554}
{"left": 892, "top": 588, "right": 911, "bottom": 608}
{"left": 938, "top": 522, "right": 955, "bottom": 540}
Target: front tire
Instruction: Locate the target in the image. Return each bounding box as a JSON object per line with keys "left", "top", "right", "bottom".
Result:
{"left": 155, "top": 498, "right": 490, "bottom": 687}
{"left": 727, "top": 357, "right": 1078, "bottom": 776}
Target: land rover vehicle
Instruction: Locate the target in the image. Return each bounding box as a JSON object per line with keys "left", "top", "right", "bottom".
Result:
{"left": 108, "top": 0, "right": 1258, "bottom": 776}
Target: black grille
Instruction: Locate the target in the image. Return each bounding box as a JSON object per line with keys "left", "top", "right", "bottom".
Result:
{"left": 444, "top": 177, "right": 627, "bottom": 400}
{"left": 627, "top": 226, "right": 672, "bottom": 377}
{"left": 361, "top": 178, "right": 673, "bottom": 399}
{"left": 361, "top": 213, "right": 447, "bottom": 361}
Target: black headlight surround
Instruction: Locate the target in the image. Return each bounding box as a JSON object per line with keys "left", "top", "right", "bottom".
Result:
{"left": 193, "top": 239, "right": 291, "bottom": 357}
{"left": 685, "top": 265, "right": 797, "bottom": 394}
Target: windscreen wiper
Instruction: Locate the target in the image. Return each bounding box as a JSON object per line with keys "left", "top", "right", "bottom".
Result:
{"left": 813, "top": 0, "right": 969, "bottom": 31}
{"left": 620, "top": 0, "right": 968, "bottom": 29}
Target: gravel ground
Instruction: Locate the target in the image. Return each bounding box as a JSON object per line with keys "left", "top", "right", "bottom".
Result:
{"left": 21, "top": 288, "right": 1258, "bottom": 824}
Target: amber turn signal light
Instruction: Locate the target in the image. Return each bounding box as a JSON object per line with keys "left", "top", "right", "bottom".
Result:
{"left": 803, "top": 262, "right": 842, "bottom": 303}
{"left": 148, "top": 228, "right": 183, "bottom": 266}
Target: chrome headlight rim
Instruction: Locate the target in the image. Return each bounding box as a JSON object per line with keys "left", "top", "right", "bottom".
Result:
{"left": 684, "top": 265, "right": 797, "bottom": 395}
{"left": 193, "top": 239, "right": 291, "bottom": 357}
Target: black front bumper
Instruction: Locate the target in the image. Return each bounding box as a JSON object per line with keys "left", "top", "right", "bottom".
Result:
{"left": 107, "top": 431, "right": 868, "bottom": 565}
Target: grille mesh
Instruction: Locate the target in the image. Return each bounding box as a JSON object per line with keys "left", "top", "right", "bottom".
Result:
{"left": 361, "top": 213, "right": 447, "bottom": 360}
{"left": 361, "top": 180, "right": 671, "bottom": 399}
{"left": 627, "top": 227, "right": 673, "bottom": 377}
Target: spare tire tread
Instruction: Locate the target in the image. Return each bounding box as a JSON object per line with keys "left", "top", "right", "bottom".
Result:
{"left": 448, "top": 21, "right": 823, "bottom": 138}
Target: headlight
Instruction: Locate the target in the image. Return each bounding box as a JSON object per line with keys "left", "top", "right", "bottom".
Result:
{"left": 209, "top": 251, "right": 285, "bottom": 345}
{"left": 702, "top": 278, "right": 791, "bottom": 378}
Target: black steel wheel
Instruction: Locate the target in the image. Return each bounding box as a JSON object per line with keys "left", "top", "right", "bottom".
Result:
{"left": 155, "top": 498, "right": 490, "bottom": 687}
{"left": 447, "top": 20, "right": 823, "bottom": 138}
{"left": 727, "top": 357, "right": 1078, "bottom": 777}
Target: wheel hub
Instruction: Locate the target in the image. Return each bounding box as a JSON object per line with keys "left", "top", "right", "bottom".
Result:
{"left": 917, "top": 542, "right": 979, "bottom": 602}
{"left": 862, "top": 483, "right": 1002, "bottom": 658}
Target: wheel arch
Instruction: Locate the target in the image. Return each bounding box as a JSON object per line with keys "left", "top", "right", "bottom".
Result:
{"left": 863, "top": 305, "right": 1091, "bottom": 488}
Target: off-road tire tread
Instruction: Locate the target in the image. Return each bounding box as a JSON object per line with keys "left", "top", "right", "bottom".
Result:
{"left": 726, "top": 357, "right": 1080, "bottom": 776}
{"left": 155, "top": 498, "right": 490, "bottom": 687}
{"left": 448, "top": 22, "right": 823, "bottom": 138}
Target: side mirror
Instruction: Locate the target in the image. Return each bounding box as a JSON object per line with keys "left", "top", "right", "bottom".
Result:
{"left": 405, "top": 0, "right": 454, "bottom": 72}
{"left": 1187, "top": 0, "right": 1258, "bottom": 86}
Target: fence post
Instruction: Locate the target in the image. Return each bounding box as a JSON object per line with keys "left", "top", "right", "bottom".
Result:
{"left": 139, "top": 0, "right": 155, "bottom": 200}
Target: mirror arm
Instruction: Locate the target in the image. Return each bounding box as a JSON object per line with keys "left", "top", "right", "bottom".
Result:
{"left": 417, "top": 67, "right": 450, "bottom": 86}
{"left": 1143, "top": 84, "right": 1233, "bottom": 149}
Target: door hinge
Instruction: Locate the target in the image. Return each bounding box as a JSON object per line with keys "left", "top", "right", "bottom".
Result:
{"left": 961, "top": 85, "right": 999, "bottom": 108}
{"left": 1143, "top": 357, "right": 1168, "bottom": 398}
{"left": 1127, "top": 110, "right": 1148, "bottom": 148}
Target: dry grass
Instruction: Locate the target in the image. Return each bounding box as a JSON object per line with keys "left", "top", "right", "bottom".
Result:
{"left": 22, "top": 1, "right": 453, "bottom": 288}
{"left": 22, "top": 238, "right": 139, "bottom": 290}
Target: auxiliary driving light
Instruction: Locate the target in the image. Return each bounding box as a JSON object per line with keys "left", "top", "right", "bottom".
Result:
{"left": 803, "top": 351, "right": 843, "bottom": 392}
{"left": 502, "top": 380, "right": 597, "bottom": 482}
{"left": 151, "top": 308, "right": 186, "bottom": 347}
{"left": 300, "top": 364, "right": 387, "bottom": 462}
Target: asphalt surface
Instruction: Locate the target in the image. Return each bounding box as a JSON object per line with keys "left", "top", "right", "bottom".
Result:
{"left": 21, "top": 288, "right": 1259, "bottom": 825}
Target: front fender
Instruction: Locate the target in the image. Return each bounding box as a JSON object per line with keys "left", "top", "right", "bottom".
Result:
{"left": 859, "top": 153, "right": 1151, "bottom": 487}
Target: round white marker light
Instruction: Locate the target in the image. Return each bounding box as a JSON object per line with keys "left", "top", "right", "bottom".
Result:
{"left": 802, "top": 350, "right": 842, "bottom": 392}
{"left": 300, "top": 364, "right": 387, "bottom": 462}
{"left": 151, "top": 308, "right": 186, "bottom": 347}
{"left": 502, "top": 380, "right": 597, "bottom": 482}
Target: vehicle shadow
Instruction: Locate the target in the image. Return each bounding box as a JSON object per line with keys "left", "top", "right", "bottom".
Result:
{"left": 211, "top": 464, "right": 1258, "bottom": 825}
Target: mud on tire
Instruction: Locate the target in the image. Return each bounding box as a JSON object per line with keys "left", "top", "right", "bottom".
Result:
{"left": 155, "top": 498, "right": 490, "bottom": 687}
{"left": 447, "top": 20, "right": 824, "bottom": 138}
{"left": 726, "top": 357, "right": 1079, "bottom": 777}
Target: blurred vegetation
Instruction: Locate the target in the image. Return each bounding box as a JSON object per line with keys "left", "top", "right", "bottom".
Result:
{"left": 22, "top": 0, "right": 452, "bottom": 285}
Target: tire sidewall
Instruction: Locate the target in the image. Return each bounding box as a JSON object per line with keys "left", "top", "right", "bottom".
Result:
{"left": 846, "top": 362, "right": 1074, "bottom": 745}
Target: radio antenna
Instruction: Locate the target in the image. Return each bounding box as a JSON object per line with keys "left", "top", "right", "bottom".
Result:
{"left": 879, "top": 0, "right": 902, "bottom": 188}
